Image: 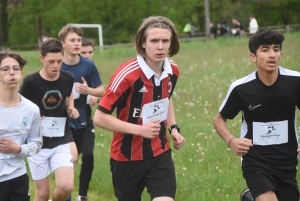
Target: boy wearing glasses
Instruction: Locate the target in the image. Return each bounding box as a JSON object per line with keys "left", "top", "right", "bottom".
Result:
{"left": 0, "top": 51, "right": 42, "bottom": 201}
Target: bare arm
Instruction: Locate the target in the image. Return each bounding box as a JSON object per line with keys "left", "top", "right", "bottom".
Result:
{"left": 167, "top": 98, "right": 185, "bottom": 150}
{"left": 213, "top": 111, "right": 252, "bottom": 155}
{"left": 93, "top": 109, "right": 161, "bottom": 139}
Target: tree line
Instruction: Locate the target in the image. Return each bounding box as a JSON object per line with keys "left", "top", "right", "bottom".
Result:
{"left": 0, "top": 0, "right": 299, "bottom": 47}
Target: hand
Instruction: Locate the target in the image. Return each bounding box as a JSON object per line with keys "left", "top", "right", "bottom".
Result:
{"left": 230, "top": 138, "right": 253, "bottom": 156}
{"left": 297, "top": 144, "right": 300, "bottom": 152}
{"left": 0, "top": 138, "right": 21, "bottom": 154}
{"left": 67, "top": 107, "right": 79, "bottom": 119}
{"left": 75, "top": 77, "right": 90, "bottom": 95}
{"left": 171, "top": 131, "right": 185, "bottom": 150}
{"left": 140, "top": 119, "right": 161, "bottom": 139}
{"left": 88, "top": 95, "right": 98, "bottom": 106}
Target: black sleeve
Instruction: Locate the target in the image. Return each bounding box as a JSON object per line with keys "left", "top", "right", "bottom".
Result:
{"left": 220, "top": 87, "right": 243, "bottom": 119}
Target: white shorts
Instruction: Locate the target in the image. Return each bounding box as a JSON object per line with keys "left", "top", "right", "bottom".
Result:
{"left": 28, "top": 143, "right": 73, "bottom": 180}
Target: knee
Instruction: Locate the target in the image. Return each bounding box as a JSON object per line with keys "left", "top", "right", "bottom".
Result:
{"left": 57, "top": 183, "right": 74, "bottom": 195}
{"left": 35, "top": 189, "right": 50, "bottom": 200}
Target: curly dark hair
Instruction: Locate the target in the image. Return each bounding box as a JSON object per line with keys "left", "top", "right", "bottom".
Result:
{"left": 249, "top": 28, "right": 285, "bottom": 55}
{"left": 0, "top": 51, "right": 27, "bottom": 70}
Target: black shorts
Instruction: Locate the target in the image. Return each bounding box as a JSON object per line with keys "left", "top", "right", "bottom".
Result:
{"left": 0, "top": 174, "right": 30, "bottom": 201}
{"left": 110, "top": 150, "right": 176, "bottom": 201}
{"left": 243, "top": 170, "right": 299, "bottom": 201}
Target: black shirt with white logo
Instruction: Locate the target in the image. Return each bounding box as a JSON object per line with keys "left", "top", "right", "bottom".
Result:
{"left": 20, "top": 71, "right": 74, "bottom": 149}
{"left": 220, "top": 67, "right": 300, "bottom": 174}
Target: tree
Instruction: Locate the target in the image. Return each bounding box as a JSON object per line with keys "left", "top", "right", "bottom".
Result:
{"left": 0, "top": 0, "right": 8, "bottom": 45}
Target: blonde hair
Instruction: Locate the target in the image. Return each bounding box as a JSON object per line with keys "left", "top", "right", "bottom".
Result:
{"left": 134, "top": 16, "right": 180, "bottom": 57}
{"left": 58, "top": 25, "right": 83, "bottom": 42}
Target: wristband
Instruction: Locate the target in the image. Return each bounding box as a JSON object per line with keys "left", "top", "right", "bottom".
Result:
{"left": 228, "top": 136, "right": 235, "bottom": 148}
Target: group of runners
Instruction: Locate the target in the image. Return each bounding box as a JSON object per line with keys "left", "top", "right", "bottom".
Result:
{"left": 0, "top": 15, "right": 299, "bottom": 201}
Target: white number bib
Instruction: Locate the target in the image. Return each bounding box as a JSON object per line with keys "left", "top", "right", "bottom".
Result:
{"left": 253, "top": 120, "right": 288, "bottom": 145}
{"left": 72, "top": 83, "right": 80, "bottom": 100}
{"left": 41, "top": 117, "right": 66, "bottom": 137}
{"left": 141, "top": 98, "right": 169, "bottom": 125}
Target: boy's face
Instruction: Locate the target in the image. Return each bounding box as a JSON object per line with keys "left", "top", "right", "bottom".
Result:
{"left": 62, "top": 32, "right": 82, "bottom": 55}
{"left": 80, "top": 45, "right": 94, "bottom": 60}
{"left": 40, "top": 52, "right": 63, "bottom": 78}
{"left": 250, "top": 44, "right": 282, "bottom": 73}
{"left": 142, "top": 27, "right": 171, "bottom": 67}
{"left": 0, "top": 57, "right": 23, "bottom": 89}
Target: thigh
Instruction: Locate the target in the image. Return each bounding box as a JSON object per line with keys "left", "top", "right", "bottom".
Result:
{"left": 276, "top": 176, "right": 299, "bottom": 201}
{"left": 7, "top": 174, "right": 30, "bottom": 201}
{"left": 50, "top": 144, "right": 73, "bottom": 172}
{"left": 53, "top": 166, "right": 74, "bottom": 189}
{"left": 70, "top": 128, "right": 85, "bottom": 155}
{"left": 28, "top": 149, "right": 52, "bottom": 180}
{"left": 243, "top": 170, "right": 276, "bottom": 199}
{"left": 110, "top": 158, "right": 146, "bottom": 201}
{"left": 82, "top": 126, "right": 95, "bottom": 156}
{"left": 145, "top": 151, "right": 176, "bottom": 200}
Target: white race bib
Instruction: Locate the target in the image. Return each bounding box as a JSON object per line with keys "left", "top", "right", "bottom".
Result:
{"left": 141, "top": 98, "right": 169, "bottom": 125}
{"left": 72, "top": 83, "right": 80, "bottom": 99}
{"left": 253, "top": 120, "right": 288, "bottom": 145}
{"left": 41, "top": 117, "right": 66, "bottom": 137}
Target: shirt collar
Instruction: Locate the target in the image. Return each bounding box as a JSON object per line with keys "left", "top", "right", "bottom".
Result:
{"left": 137, "top": 55, "right": 173, "bottom": 80}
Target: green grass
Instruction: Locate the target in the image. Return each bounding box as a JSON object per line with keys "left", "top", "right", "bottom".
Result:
{"left": 19, "top": 32, "right": 300, "bottom": 201}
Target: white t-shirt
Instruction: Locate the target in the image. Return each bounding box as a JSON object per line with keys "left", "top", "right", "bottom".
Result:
{"left": 0, "top": 95, "right": 42, "bottom": 182}
{"left": 249, "top": 18, "right": 258, "bottom": 34}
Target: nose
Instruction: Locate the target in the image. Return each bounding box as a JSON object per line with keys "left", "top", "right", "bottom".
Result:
{"left": 269, "top": 49, "right": 276, "bottom": 57}
{"left": 157, "top": 41, "right": 163, "bottom": 49}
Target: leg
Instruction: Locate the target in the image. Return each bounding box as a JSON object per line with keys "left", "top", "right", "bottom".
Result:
{"left": 52, "top": 166, "right": 74, "bottom": 201}
{"left": 49, "top": 144, "right": 74, "bottom": 201}
{"left": 110, "top": 158, "right": 146, "bottom": 201}
{"left": 146, "top": 151, "right": 176, "bottom": 201}
{"left": 69, "top": 142, "right": 78, "bottom": 169}
{"left": 79, "top": 125, "right": 95, "bottom": 197}
{"left": 255, "top": 191, "right": 278, "bottom": 201}
{"left": 33, "top": 176, "right": 51, "bottom": 201}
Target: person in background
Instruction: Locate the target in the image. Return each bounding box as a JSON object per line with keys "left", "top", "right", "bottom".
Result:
{"left": 231, "top": 17, "right": 243, "bottom": 38}
{"left": 209, "top": 22, "right": 217, "bottom": 40}
{"left": 20, "top": 38, "right": 78, "bottom": 201}
{"left": 213, "top": 28, "right": 300, "bottom": 201}
{"left": 94, "top": 16, "right": 185, "bottom": 201}
{"left": 249, "top": 15, "right": 259, "bottom": 35}
{"left": 0, "top": 51, "right": 42, "bottom": 201}
{"left": 59, "top": 25, "right": 104, "bottom": 201}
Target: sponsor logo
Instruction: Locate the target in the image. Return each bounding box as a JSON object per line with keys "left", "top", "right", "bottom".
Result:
{"left": 22, "top": 117, "right": 28, "bottom": 127}
{"left": 139, "top": 86, "right": 148, "bottom": 93}
{"left": 248, "top": 104, "right": 261, "bottom": 110}
{"left": 168, "top": 81, "right": 172, "bottom": 93}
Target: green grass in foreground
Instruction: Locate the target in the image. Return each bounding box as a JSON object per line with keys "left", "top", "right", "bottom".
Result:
{"left": 18, "top": 32, "right": 300, "bottom": 200}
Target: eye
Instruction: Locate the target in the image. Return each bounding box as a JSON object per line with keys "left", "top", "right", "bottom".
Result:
{"left": 13, "top": 66, "right": 21, "bottom": 71}
{"left": 1, "top": 67, "right": 9, "bottom": 72}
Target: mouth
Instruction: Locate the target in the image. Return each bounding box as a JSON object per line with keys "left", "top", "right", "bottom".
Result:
{"left": 267, "top": 60, "right": 276, "bottom": 67}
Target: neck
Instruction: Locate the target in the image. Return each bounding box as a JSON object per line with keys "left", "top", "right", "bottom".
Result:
{"left": 0, "top": 88, "right": 20, "bottom": 108}
{"left": 40, "top": 69, "right": 60, "bottom": 81}
{"left": 63, "top": 52, "right": 80, "bottom": 65}
{"left": 144, "top": 58, "right": 164, "bottom": 77}
{"left": 257, "top": 68, "right": 278, "bottom": 86}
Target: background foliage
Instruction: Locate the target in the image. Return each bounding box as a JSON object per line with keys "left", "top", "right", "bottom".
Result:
{"left": 0, "top": 0, "right": 300, "bottom": 46}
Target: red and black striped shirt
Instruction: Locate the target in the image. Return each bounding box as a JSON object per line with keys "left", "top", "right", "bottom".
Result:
{"left": 98, "top": 55, "right": 179, "bottom": 161}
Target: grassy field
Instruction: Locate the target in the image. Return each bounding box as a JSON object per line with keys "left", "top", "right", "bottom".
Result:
{"left": 18, "top": 32, "right": 300, "bottom": 201}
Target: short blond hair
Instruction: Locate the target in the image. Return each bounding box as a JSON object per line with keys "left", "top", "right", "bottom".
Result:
{"left": 134, "top": 16, "right": 180, "bottom": 57}
{"left": 58, "top": 25, "right": 83, "bottom": 42}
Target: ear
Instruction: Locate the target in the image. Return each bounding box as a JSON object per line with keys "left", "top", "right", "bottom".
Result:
{"left": 250, "top": 53, "right": 256, "bottom": 63}
{"left": 39, "top": 55, "right": 44, "bottom": 63}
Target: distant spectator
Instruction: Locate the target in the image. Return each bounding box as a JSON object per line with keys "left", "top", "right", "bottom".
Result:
{"left": 41, "top": 34, "right": 50, "bottom": 42}
{"left": 183, "top": 21, "right": 197, "bottom": 37}
{"left": 218, "top": 19, "right": 229, "bottom": 36}
{"left": 249, "top": 15, "right": 259, "bottom": 35}
{"left": 231, "top": 17, "right": 244, "bottom": 38}
{"left": 209, "top": 22, "right": 217, "bottom": 40}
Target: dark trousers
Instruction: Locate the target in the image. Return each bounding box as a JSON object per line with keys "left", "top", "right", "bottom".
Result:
{"left": 0, "top": 174, "right": 30, "bottom": 201}
{"left": 71, "top": 111, "right": 95, "bottom": 197}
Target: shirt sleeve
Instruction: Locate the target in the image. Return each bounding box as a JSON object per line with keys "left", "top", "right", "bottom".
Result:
{"left": 219, "top": 84, "right": 243, "bottom": 119}
{"left": 18, "top": 106, "right": 42, "bottom": 157}
{"left": 19, "top": 76, "right": 31, "bottom": 99}
{"left": 88, "top": 63, "right": 102, "bottom": 88}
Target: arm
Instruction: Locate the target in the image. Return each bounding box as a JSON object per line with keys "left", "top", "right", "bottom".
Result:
{"left": 75, "top": 77, "right": 105, "bottom": 97}
{"left": 93, "top": 109, "right": 161, "bottom": 139}
{"left": 213, "top": 111, "right": 252, "bottom": 155}
{"left": 167, "top": 98, "right": 185, "bottom": 150}
{"left": 66, "top": 92, "right": 79, "bottom": 119}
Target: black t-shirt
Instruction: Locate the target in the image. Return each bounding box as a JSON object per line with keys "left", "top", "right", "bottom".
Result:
{"left": 220, "top": 67, "right": 300, "bottom": 174}
{"left": 19, "top": 71, "right": 74, "bottom": 149}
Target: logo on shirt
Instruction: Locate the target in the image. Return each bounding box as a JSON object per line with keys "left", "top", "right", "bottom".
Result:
{"left": 248, "top": 104, "right": 261, "bottom": 110}
{"left": 22, "top": 117, "right": 28, "bottom": 127}
{"left": 42, "top": 90, "right": 63, "bottom": 110}
{"left": 139, "top": 86, "right": 148, "bottom": 93}
{"left": 168, "top": 81, "right": 172, "bottom": 94}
